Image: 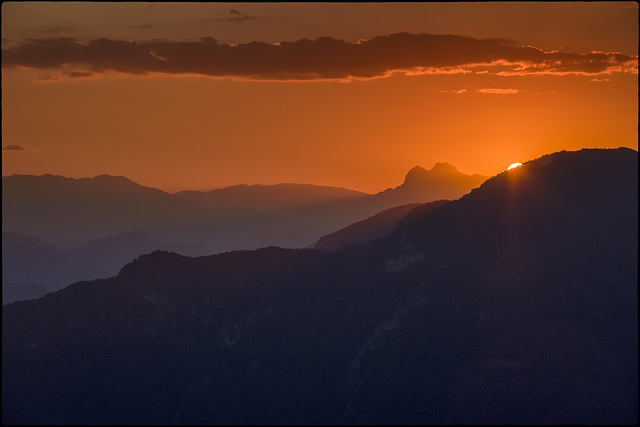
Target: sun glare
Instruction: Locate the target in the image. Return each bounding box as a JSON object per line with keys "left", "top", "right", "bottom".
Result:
{"left": 508, "top": 162, "right": 522, "bottom": 170}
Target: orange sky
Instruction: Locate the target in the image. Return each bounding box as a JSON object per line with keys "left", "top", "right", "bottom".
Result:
{"left": 2, "top": 2, "right": 638, "bottom": 193}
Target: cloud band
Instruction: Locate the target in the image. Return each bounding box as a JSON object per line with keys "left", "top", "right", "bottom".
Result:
{"left": 2, "top": 33, "right": 637, "bottom": 80}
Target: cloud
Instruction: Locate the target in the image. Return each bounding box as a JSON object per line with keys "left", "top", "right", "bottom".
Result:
{"left": 2, "top": 144, "right": 25, "bottom": 151}
{"left": 477, "top": 88, "right": 520, "bottom": 94}
{"left": 438, "top": 89, "right": 467, "bottom": 94}
{"left": 2, "top": 33, "right": 637, "bottom": 81}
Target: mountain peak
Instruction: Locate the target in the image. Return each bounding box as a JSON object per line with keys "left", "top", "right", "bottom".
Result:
{"left": 402, "top": 162, "right": 466, "bottom": 186}
{"left": 430, "top": 162, "right": 459, "bottom": 174}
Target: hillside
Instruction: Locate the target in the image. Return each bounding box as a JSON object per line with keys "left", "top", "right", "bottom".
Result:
{"left": 2, "top": 230, "right": 209, "bottom": 304}
{"left": 3, "top": 148, "right": 636, "bottom": 424}
{"left": 314, "top": 202, "right": 434, "bottom": 251}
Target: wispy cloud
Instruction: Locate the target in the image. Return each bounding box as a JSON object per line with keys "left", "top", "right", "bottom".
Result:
{"left": 477, "top": 88, "right": 520, "bottom": 95}
{"left": 2, "top": 144, "right": 26, "bottom": 151}
{"left": 2, "top": 33, "right": 636, "bottom": 81}
{"left": 438, "top": 89, "right": 468, "bottom": 94}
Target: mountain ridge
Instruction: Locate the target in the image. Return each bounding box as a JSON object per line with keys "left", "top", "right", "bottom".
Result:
{"left": 3, "top": 147, "right": 636, "bottom": 424}
{"left": 2, "top": 230, "right": 209, "bottom": 304}
{"left": 3, "top": 163, "right": 488, "bottom": 251}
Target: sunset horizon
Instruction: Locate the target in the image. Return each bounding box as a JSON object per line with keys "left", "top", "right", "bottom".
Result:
{"left": 2, "top": 2, "right": 638, "bottom": 194}
{"left": 2, "top": 4, "right": 638, "bottom": 423}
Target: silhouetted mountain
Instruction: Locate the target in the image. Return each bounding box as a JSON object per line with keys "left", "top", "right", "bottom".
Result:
{"left": 3, "top": 148, "right": 636, "bottom": 424}
{"left": 370, "top": 162, "right": 487, "bottom": 209}
{"left": 2, "top": 231, "right": 72, "bottom": 301}
{"left": 1, "top": 174, "right": 214, "bottom": 248}
{"left": 2, "top": 168, "right": 486, "bottom": 302}
{"left": 2, "top": 165, "right": 487, "bottom": 255}
{"left": 314, "top": 202, "right": 441, "bottom": 251}
{"left": 175, "top": 183, "right": 369, "bottom": 211}
{"left": 2, "top": 230, "right": 209, "bottom": 304}
{"left": 2, "top": 282, "right": 53, "bottom": 306}
{"left": 344, "top": 147, "right": 638, "bottom": 424}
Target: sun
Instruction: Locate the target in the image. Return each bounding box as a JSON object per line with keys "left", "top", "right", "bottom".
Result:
{"left": 508, "top": 162, "right": 522, "bottom": 170}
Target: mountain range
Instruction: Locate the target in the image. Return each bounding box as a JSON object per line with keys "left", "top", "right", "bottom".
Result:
{"left": 2, "top": 163, "right": 486, "bottom": 250}
{"left": 2, "top": 230, "right": 208, "bottom": 304}
{"left": 3, "top": 147, "right": 637, "bottom": 424}
{"left": 3, "top": 163, "right": 487, "bottom": 303}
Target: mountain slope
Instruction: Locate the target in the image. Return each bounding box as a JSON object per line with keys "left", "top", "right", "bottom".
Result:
{"left": 3, "top": 148, "right": 635, "bottom": 424}
{"left": 1, "top": 174, "right": 215, "bottom": 248}
{"left": 174, "top": 182, "right": 369, "bottom": 211}
{"left": 313, "top": 202, "right": 440, "bottom": 251}
{"left": 370, "top": 162, "right": 487, "bottom": 209}
{"left": 345, "top": 147, "right": 638, "bottom": 423}
{"left": 2, "top": 230, "right": 209, "bottom": 304}
{"left": 2, "top": 165, "right": 487, "bottom": 253}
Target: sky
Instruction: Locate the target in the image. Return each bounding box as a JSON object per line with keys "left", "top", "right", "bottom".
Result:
{"left": 2, "top": 2, "right": 638, "bottom": 193}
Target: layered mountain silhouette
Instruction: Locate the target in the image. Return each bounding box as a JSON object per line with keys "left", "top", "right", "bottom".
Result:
{"left": 313, "top": 201, "right": 441, "bottom": 251}
{"left": 373, "top": 162, "right": 486, "bottom": 207}
{"left": 3, "top": 148, "right": 637, "bottom": 424}
{"left": 3, "top": 164, "right": 487, "bottom": 302}
{"left": 174, "top": 182, "right": 369, "bottom": 211}
{"left": 2, "top": 230, "right": 208, "bottom": 304}
{"left": 3, "top": 164, "right": 486, "bottom": 252}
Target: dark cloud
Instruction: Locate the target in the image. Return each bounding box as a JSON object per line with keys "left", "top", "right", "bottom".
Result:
{"left": 3, "top": 144, "right": 25, "bottom": 151}
{"left": 2, "top": 33, "right": 637, "bottom": 80}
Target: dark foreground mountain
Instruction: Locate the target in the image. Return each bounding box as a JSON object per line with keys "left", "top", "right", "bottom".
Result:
{"left": 2, "top": 148, "right": 637, "bottom": 424}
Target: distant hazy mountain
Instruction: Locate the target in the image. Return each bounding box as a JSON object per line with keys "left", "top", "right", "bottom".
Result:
{"left": 2, "top": 282, "right": 53, "bottom": 306}
{"left": 174, "top": 183, "right": 369, "bottom": 211}
{"left": 2, "top": 165, "right": 488, "bottom": 305}
{"left": 1, "top": 174, "right": 214, "bottom": 248}
{"left": 314, "top": 202, "right": 440, "bottom": 251}
{"left": 2, "top": 230, "right": 209, "bottom": 304}
{"left": 371, "top": 162, "right": 487, "bottom": 209}
{"left": 2, "top": 164, "right": 487, "bottom": 254}
{"left": 3, "top": 148, "right": 636, "bottom": 425}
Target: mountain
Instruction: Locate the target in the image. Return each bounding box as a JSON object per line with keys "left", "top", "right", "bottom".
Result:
{"left": 2, "top": 165, "right": 487, "bottom": 254}
{"left": 1, "top": 174, "right": 215, "bottom": 249}
{"left": 2, "top": 282, "right": 53, "bottom": 306}
{"left": 370, "top": 162, "right": 487, "bottom": 209}
{"left": 344, "top": 147, "right": 638, "bottom": 423}
{"left": 2, "top": 165, "right": 487, "bottom": 303}
{"left": 3, "top": 148, "right": 636, "bottom": 424}
{"left": 2, "top": 230, "right": 209, "bottom": 304}
{"left": 313, "top": 202, "right": 438, "bottom": 251}
{"left": 174, "top": 182, "right": 369, "bottom": 211}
